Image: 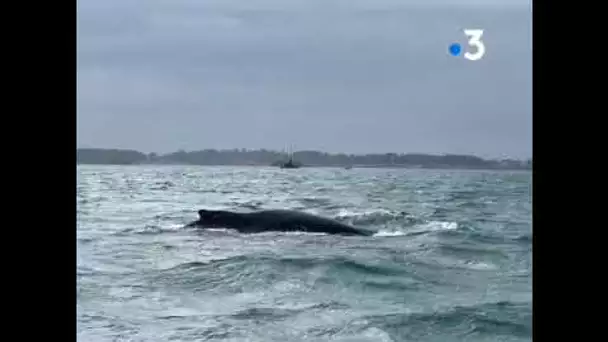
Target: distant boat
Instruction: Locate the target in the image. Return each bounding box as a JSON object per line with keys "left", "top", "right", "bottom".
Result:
{"left": 280, "top": 157, "right": 300, "bottom": 169}
{"left": 277, "top": 145, "right": 301, "bottom": 169}
{"left": 344, "top": 165, "right": 353, "bottom": 170}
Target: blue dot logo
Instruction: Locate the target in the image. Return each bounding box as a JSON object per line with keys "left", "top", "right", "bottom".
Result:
{"left": 449, "top": 43, "right": 461, "bottom": 57}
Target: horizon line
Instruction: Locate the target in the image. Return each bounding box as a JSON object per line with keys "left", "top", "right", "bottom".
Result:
{"left": 76, "top": 147, "right": 531, "bottom": 161}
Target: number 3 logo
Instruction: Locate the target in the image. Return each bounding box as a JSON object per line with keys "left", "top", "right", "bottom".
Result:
{"left": 464, "top": 29, "right": 485, "bottom": 61}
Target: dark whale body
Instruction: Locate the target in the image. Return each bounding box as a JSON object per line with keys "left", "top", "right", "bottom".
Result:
{"left": 185, "top": 209, "right": 374, "bottom": 236}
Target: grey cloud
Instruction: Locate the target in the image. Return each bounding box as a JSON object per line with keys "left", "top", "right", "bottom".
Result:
{"left": 77, "top": 0, "right": 531, "bottom": 158}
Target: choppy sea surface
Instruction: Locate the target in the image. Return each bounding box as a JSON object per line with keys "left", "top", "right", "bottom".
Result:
{"left": 77, "top": 165, "right": 532, "bottom": 342}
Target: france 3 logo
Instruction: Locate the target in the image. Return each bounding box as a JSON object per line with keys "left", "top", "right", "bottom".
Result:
{"left": 448, "top": 29, "right": 485, "bottom": 61}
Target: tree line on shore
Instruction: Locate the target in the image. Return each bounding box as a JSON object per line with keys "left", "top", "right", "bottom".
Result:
{"left": 76, "top": 148, "right": 531, "bottom": 170}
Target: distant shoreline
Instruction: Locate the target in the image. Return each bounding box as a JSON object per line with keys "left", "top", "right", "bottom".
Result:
{"left": 77, "top": 163, "right": 531, "bottom": 172}
{"left": 77, "top": 148, "right": 531, "bottom": 171}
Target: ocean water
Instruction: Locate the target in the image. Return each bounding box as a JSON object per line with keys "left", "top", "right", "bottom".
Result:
{"left": 77, "top": 165, "right": 532, "bottom": 342}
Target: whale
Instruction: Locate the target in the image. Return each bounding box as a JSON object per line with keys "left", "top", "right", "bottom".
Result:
{"left": 185, "top": 209, "right": 375, "bottom": 236}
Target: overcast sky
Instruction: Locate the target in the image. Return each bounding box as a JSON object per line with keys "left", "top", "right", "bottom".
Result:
{"left": 77, "top": 0, "right": 532, "bottom": 159}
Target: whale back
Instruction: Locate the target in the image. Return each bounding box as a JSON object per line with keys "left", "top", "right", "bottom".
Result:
{"left": 188, "top": 209, "right": 373, "bottom": 236}
{"left": 248, "top": 210, "right": 370, "bottom": 235}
